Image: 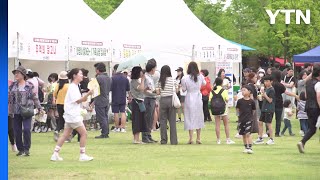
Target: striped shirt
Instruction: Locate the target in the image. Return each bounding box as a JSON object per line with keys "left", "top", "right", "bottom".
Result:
{"left": 157, "top": 77, "right": 178, "bottom": 97}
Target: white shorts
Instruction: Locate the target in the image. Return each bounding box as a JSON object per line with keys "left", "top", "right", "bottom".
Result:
{"left": 64, "top": 121, "right": 84, "bottom": 129}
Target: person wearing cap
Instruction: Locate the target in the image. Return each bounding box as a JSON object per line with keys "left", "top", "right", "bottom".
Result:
{"left": 281, "top": 62, "right": 292, "bottom": 79}
{"left": 8, "top": 66, "right": 44, "bottom": 156}
{"left": 175, "top": 67, "right": 186, "bottom": 122}
{"left": 110, "top": 64, "right": 130, "bottom": 133}
{"left": 53, "top": 71, "right": 70, "bottom": 141}
{"left": 256, "top": 68, "right": 265, "bottom": 89}
{"left": 242, "top": 68, "right": 251, "bottom": 82}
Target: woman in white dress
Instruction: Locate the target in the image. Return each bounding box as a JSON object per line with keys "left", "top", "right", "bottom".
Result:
{"left": 181, "top": 62, "right": 206, "bottom": 144}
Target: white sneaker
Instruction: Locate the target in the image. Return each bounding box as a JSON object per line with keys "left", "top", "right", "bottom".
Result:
{"left": 254, "top": 138, "right": 264, "bottom": 144}
{"left": 266, "top": 139, "right": 275, "bottom": 145}
{"left": 242, "top": 149, "right": 248, "bottom": 153}
{"left": 247, "top": 149, "right": 254, "bottom": 154}
{"left": 226, "top": 139, "right": 235, "bottom": 144}
{"left": 11, "top": 144, "right": 18, "bottom": 152}
{"left": 79, "top": 154, "right": 93, "bottom": 161}
{"left": 235, "top": 133, "right": 242, "bottom": 138}
{"left": 262, "top": 133, "right": 269, "bottom": 138}
{"left": 50, "top": 153, "right": 63, "bottom": 161}
{"left": 115, "top": 128, "right": 120, "bottom": 132}
{"left": 120, "top": 128, "right": 126, "bottom": 133}
{"left": 217, "top": 140, "right": 221, "bottom": 145}
{"left": 299, "top": 130, "right": 304, "bottom": 136}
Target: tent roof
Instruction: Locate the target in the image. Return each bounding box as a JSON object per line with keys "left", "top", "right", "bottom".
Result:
{"left": 293, "top": 46, "right": 320, "bottom": 63}
{"left": 227, "top": 40, "right": 256, "bottom": 51}
{"left": 272, "top": 57, "right": 304, "bottom": 67}
{"left": 104, "top": 0, "right": 240, "bottom": 59}
{"left": 9, "top": 0, "right": 107, "bottom": 39}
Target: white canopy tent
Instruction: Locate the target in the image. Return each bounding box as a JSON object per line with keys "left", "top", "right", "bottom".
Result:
{"left": 8, "top": 0, "right": 111, "bottom": 80}
{"left": 104, "top": 0, "right": 241, "bottom": 61}
{"left": 105, "top": 0, "right": 241, "bottom": 80}
{"left": 105, "top": 0, "right": 241, "bottom": 106}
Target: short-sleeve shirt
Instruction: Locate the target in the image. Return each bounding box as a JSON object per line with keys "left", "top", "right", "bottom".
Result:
{"left": 284, "top": 107, "right": 293, "bottom": 120}
{"left": 111, "top": 73, "right": 130, "bottom": 105}
{"left": 63, "top": 83, "right": 83, "bottom": 123}
{"left": 272, "top": 82, "right": 286, "bottom": 108}
{"left": 297, "top": 79, "right": 306, "bottom": 95}
{"left": 284, "top": 75, "right": 296, "bottom": 85}
{"left": 144, "top": 72, "right": 157, "bottom": 98}
{"left": 315, "top": 82, "right": 320, "bottom": 92}
{"left": 213, "top": 86, "right": 228, "bottom": 102}
{"left": 247, "top": 83, "right": 257, "bottom": 99}
{"left": 130, "top": 79, "right": 144, "bottom": 101}
{"left": 261, "top": 87, "right": 275, "bottom": 113}
{"left": 157, "top": 77, "right": 178, "bottom": 97}
{"left": 236, "top": 98, "right": 256, "bottom": 123}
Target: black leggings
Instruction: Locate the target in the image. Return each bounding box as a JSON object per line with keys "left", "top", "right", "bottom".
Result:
{"left": 56, "top": 104, "right": 65, "bottom": 132}
{"left": 8, "top": 116, "right": 15, "bottom": 145}
{"left": 302, "top": 108, "right": 320, "bottom": 145}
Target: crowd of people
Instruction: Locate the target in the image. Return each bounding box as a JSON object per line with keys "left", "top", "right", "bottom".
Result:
{"left": 8, "top": 59, "right": 320, "bottom": 161}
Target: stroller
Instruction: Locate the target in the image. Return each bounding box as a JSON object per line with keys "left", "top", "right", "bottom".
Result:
{"left": 33, "top": 109, "right": 49, "bottom": 133}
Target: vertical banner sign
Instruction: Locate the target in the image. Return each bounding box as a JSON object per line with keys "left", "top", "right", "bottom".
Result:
{"left": 18, "top": 33, "right": 68, "bottom": 61}
{"left": 215, "top": 61, "right": 234, "bottom": 107}
{"left": 69, "top": 39, "right": 110, "bottom": 61}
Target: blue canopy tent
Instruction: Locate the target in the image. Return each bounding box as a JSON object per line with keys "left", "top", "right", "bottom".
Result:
{"left": 293, "top": 46, "right": 320, "bottom": 63}
{"left": 227, "top": 40, "right": 256, "bottom": 51}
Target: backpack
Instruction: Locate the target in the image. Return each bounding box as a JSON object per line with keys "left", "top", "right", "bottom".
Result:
{"left": 38, "top": 87, "right": 44, "bottom": 103}
{"left": 210, "top": 89, "right": 226, "bottom": 115}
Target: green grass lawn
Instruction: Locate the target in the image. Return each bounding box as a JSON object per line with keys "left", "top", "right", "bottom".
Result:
{"left": 9, "top": 108, "right": 320, "bottom": 180}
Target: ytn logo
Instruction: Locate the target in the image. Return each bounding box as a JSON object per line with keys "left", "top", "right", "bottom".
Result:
{"left": 266, "top": 9, "right": 310, "bottom": 24}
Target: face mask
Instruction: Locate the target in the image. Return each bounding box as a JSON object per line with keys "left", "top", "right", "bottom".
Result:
{"left": 259, "top": 73, "right": 264, "bottom": 78}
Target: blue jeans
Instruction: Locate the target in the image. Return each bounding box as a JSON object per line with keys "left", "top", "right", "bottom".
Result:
{"left": 281, "top": 118, "right": 292, "bottom": 135}
{"left": 13, "top": 114, "right": 32, "bottom": 152}
{"left": 299, "top": 119, "right": 309, "bottom": 134}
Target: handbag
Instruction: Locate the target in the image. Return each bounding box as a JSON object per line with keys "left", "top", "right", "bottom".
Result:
{"left": 172, "top": 79, "right": 181, "bottom": 108}
{"left": 17, "top": 85, "right": 35, "bottom": 119}
{"left": 134, "top": 99, "right": 146, "bottom": 112}
{"left": 20, "top": 105, "right": 34, "bottom": 119}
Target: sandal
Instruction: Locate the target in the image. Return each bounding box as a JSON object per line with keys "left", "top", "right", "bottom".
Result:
{"left": 187, "top": 141, "right": 194, "bottom": 144}
{"left": 196, "top": 140, "right": 202, "bottom": 144}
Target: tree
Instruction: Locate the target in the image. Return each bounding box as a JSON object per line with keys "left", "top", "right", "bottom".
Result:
{"left": 84, "top": 0, "right": 123, "bottom": 19}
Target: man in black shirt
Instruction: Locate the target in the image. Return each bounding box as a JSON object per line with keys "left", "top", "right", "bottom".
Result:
{"left": 298, "top": 64, "right": 320, "bottom": 153}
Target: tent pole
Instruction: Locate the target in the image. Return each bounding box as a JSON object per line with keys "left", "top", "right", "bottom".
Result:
{"left": 15, "top": 32, "right": 20, "bottom": 69}
{"left": 191, "top": 45, "right": 195, "bottom": 61}
{"left": 66, "top": 37, "right": 70, "bottom": 71}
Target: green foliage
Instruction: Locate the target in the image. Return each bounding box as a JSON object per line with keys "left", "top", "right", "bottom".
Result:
{"left": 84, "top": 0, "right": 320, "bottom": 61}
{"left": 84, "top": 0, "right": 123, "bottom": 19}
{"left": 8, "top": 108, "right": 320, "bottom": 179}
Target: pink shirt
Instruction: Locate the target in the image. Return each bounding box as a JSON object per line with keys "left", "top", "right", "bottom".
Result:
{"left": 27, "top": 77, "right": 44, "bottom": 98}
